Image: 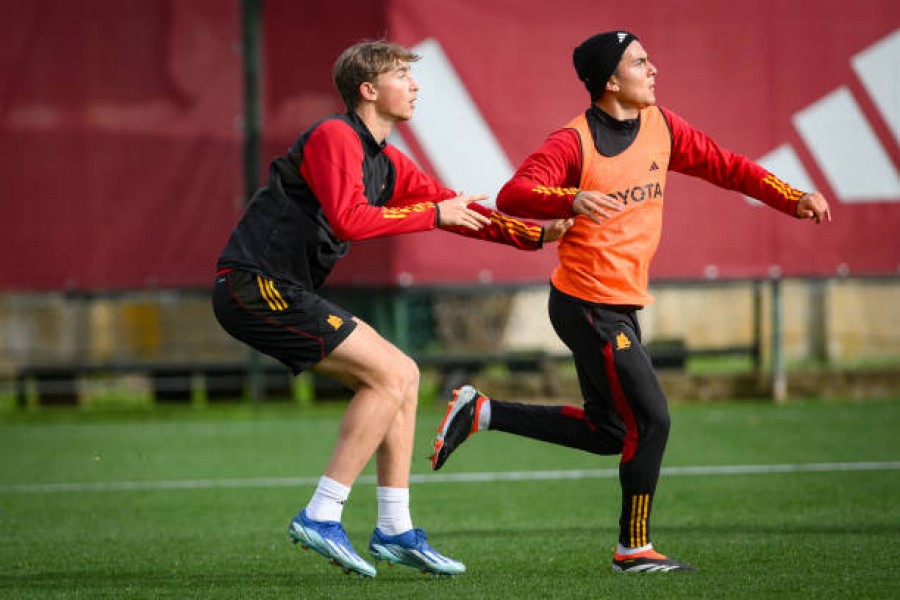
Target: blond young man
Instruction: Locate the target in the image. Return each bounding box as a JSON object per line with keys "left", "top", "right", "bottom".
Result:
{"left": 213, "top": 40, "right": 570, "bottom": 577}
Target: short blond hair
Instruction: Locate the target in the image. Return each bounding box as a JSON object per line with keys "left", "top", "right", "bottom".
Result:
{"left": 333, "top": 40, "right": 420, "bottom": 110}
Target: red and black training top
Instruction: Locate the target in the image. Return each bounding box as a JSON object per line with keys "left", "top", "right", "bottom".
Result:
{"left": 218, "top": 112, "right": 544, "bottom": 290}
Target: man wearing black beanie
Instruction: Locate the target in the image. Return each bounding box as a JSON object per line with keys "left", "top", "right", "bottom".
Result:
{"left": 573, "top": 30, "right": 639, "bottom": 101}
{"left": 430, "top": 31, "right": 832, "bottom": 573}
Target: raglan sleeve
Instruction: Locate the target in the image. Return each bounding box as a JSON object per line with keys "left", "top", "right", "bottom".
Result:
{"left": 662, "top": 106, "right": 803, "bottom": 217}
{"left": 496, "top": 129, "right": 583, "bottom": 219}
{"left": 299, "top": 121, "right": 439, "bottom": 241}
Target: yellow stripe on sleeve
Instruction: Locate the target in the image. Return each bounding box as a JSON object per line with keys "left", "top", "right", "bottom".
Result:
{"left": 382, "top": 202, "right": 436, "bottom": 219}
{"left": 490, "top": 213, "right": 542, "bottom": 241}
{"left": 532, "top": 185, "right": 579, "bottom": 197}
{"left": 763, "top": 174, "right": 804, "bottom": 201}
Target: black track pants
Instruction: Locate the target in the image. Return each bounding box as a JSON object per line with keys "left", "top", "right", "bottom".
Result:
{"left": 490, "top": 286, "right": 671, "bottom": 548}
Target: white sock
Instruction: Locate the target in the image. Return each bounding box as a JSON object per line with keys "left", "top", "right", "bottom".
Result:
{"left": 616, "top": 542, "right": 653, "bottom": 555}
{"left": 376, "top": 487, "right": 413, "bottom": 535}
{"left": 477, "top": 399, "right": 491, "bottom": 431}
{"left": 305, "top": 476, "right": 350, "bottom": 522}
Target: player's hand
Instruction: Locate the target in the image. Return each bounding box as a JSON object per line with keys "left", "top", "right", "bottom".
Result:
{"left": 572, "top": 190, "right": 625, "bottom": 223}
{"left": 542, "top": 218, "right": 575, "bottom": 243}
{"left": 437, "top": 194, "right": 492, "bottom": 230}
{"left": 796, "top": 192, "right": 832, "bottom": 224}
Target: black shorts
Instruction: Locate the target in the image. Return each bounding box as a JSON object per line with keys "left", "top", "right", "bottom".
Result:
{"left": 212, "top": 268, "right": 357, "bottom": 374}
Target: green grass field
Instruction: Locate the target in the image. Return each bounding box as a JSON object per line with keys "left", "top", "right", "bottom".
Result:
{"left": 2, "top": 398, "right": 899, "bottom": 599}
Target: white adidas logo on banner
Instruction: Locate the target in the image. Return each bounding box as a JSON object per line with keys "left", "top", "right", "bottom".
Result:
{"left": 748, "top": 29, "right": 899, "bottom": 205}
{"left": 388, "top": 31, "right": 898, "bottom": 208}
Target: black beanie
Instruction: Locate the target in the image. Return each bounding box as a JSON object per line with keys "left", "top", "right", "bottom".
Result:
{"left": 573, "top": 31, "right": 639, "bottom": 100}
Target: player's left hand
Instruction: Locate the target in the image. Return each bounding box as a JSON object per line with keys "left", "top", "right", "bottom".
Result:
{"left": 796, "top": 192, "right": 832, "bottom": 224}
{"left": 542, "top": 218, "right": 575, "bottom": 243}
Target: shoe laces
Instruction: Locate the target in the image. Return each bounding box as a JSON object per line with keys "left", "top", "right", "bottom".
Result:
{"left": 403, "top": 528, "right": 432, "bottom": 550}
{"left": 316, "top": 519, "right": 353, "bottom": 546}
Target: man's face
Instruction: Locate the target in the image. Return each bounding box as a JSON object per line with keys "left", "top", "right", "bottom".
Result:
{"left": 609, "top": 41, "right": 657, "bottom": 109}
{"left": 371, "top": 61, "right": 419, "bottom": 122}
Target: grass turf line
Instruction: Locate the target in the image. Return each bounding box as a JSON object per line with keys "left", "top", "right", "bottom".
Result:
{"left": 0, "top": 399, "right": 898, "bottom": 599}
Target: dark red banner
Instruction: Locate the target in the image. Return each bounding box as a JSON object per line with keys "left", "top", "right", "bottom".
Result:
{"left": 375, "top": 0, "right": 899, "bottom": 283}
{"left": 1, "top": 0, "right": 897, "bottom": 290}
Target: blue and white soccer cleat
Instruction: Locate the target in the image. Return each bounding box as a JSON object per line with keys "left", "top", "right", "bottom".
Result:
{"left": 369, "top": 528, "right": 466, "bottom": 576}
{"left": 288, "top": 509, "right": 377, "bottom": 578}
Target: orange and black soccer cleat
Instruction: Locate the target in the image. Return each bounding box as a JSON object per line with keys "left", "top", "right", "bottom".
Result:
{"left": 430, "top": 385, "right": 487, "bottom": 470}
{"left": 612, "top": 548, "right": 695, "bottom": 573}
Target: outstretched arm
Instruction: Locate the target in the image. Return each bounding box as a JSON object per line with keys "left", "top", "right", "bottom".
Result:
{"left": 384, "top": 144, "right": 572, "bottom": 248}
{"left": 662, "top": 106, "right": 833, "bottom": 224}
{"left": 439, "top": 201, "right": 573, "bottom": 250}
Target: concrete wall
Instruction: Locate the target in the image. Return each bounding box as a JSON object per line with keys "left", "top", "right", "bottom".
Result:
{"left": 0, "top": 292, "right": 244, "bottom": 372}
{"left": 1, "top": 278, "right": 898, "bottom": 377}
{"left": 500, "top": 278, "right": 900, "bottom": 365}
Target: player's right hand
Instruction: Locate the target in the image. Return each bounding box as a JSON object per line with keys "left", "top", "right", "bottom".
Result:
{"left": 572, "top": 190, "right": 625, "bottom": 223}
{"left": 437, "top": 194, "right": 492, "bottom": 230}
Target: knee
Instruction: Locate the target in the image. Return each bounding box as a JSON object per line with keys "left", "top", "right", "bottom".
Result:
{"left": 643, "top": 408, "right": 671, "bottom": 441}
{"left": 657, "top": 408, "right": 671, "bottom": 431}
{"left": 395, "top": 354, "right": 420, "bottom": 400}
{"left": 373, "top": 353, "right": 419, "bottom": 408}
